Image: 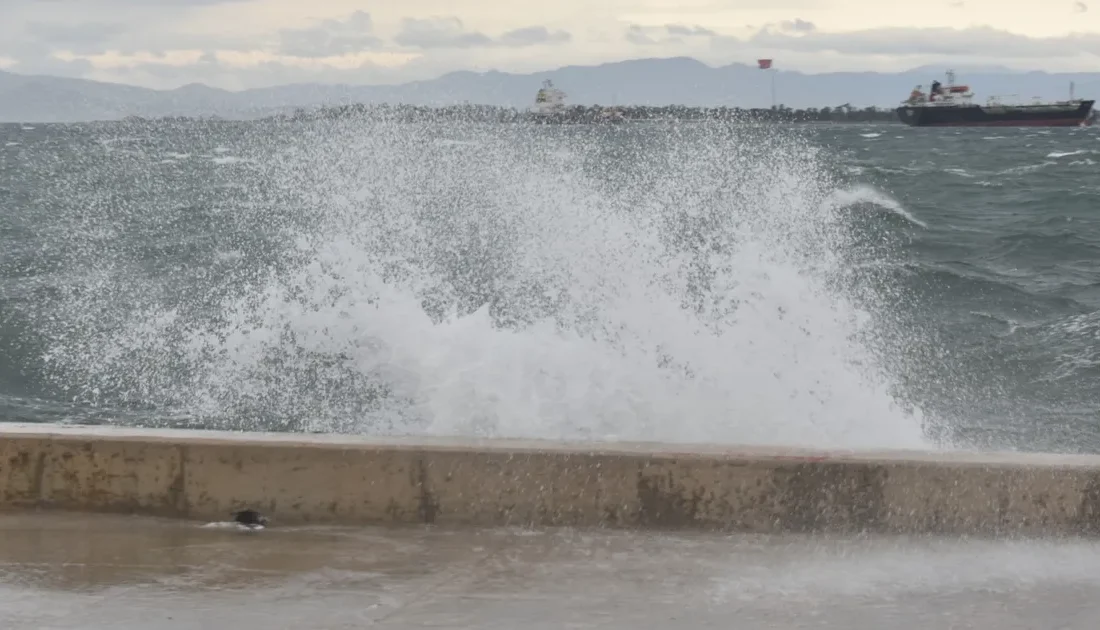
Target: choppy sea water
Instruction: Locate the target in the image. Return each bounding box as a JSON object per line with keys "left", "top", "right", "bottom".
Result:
{"left": 1, "top": 119, "right": 1098, "bottom": 453}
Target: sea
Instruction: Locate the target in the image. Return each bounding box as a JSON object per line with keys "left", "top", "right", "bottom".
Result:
{"left": 1, "top": 118, "right": 1098, "bottom": 454}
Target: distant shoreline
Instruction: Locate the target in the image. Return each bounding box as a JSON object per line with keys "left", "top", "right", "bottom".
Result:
{"left": 270, "top": 103, "right": 899, "bottom": 125}
{"left": 0, "top": 103, "right": 904, "bottom": 126}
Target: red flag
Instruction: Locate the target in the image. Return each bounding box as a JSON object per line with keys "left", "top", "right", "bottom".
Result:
{"left": 757, "top": 59, "right": 773, "bottom": 69}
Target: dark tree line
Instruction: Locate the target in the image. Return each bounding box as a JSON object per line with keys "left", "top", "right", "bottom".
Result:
{"left": 273, "top": 102, "right": 900, "bottom": 124}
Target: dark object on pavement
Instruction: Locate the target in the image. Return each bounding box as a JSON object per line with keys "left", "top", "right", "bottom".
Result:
{"left": 232, "top": 509, "right": 269, "bottom": 528}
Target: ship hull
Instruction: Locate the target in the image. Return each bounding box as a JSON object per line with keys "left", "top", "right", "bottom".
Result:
{"left": 896, "top": 100, "right": 1094, "bottom": 127}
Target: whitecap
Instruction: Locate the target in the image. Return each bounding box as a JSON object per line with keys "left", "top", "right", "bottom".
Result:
{"left": 823, "top": 184, "right": 929, "bottom": 229}
{"left": 211, "top": 155, "right": 249, "bottom": 165}
{"left": 1047, "top": 150, "right": 1087, "bottom": 158}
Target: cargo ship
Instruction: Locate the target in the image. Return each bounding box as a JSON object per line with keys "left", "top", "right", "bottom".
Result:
{"left": 896, "top": 70, "right": 1094, "bottom": 127}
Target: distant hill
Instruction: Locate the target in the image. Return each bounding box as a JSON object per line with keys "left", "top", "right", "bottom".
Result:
{"left": 1, "top": 57, "right": 1097, "bottom": 123}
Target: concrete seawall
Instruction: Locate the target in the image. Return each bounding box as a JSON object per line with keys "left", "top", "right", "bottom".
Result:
{"left": 3, "top": 424, "right": 1100, "bottom": 536}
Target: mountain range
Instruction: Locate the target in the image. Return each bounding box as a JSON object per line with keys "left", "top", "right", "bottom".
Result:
{"left": 1, "top": 57, "right": 1097, "bottom": 123}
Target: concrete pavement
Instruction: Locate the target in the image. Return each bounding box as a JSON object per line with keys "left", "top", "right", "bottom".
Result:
{"left": 2, "top": 512, "right": 1100, "bottom": 629}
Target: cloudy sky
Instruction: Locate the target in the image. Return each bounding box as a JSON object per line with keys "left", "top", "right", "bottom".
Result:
{"left": 1, "top": 0, "right": 1098, "bottom": 90}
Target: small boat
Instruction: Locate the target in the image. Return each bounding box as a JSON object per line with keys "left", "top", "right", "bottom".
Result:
{"left": 533, "top": 80, "right": 567, "bottom": 116}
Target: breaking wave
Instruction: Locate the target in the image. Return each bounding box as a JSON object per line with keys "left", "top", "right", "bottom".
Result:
{"left": 27, "top": 120, "right": 930, "bottom": 449}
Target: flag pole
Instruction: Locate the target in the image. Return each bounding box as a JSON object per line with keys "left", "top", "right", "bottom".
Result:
{"left": 758, "top": 58, "right": 776, "bottom": 110}
{"left": 771, "top": 66, "right": 776, "bottom": 109}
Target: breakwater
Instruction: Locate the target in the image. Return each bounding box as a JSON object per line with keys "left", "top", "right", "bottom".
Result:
{"left": 2, "top": 425, "right": 1099, "bottom": 535}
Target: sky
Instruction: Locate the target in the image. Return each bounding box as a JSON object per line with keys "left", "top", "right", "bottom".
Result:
{"left": 1, "top": 0, "right": 1099, "bottom": 90}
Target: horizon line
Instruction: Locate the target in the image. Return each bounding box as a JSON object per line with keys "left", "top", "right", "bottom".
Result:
{"left": 0, "top": 56, "right": 1082, "bottom": 94}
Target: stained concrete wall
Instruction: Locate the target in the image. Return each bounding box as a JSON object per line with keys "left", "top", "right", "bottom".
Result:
{"left": 3, "top": 424, "right": 1100, "bottom": 535}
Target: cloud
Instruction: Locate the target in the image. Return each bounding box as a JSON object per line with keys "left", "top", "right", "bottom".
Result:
{"left": 741, "top": 25, "right": 1100, "bottom": 58}
{"left": 665, "top": 25, "right": 717, "bottom": 37}
{"left": 625, "top": 25, "right": 659, "bottom": 46}
{"left": 23, "top": 21, "right": 127, "bottom": 55}
{"left": 0, "top": 8, "right": 572, "bottom": 89}
{"left": 498, "top": 26, "right": 571, "bottom": 47}
{"left": 35, "top": 0, "right": 251, "bottom": 4}
{"left": 626, "top": 24, "right": 717, "bottom": 46}
{"left": 394, "top": 17, "right": 493, "bottom": 49}
{"left": 7, "top": 54, "right": 94, "bottom": 78}
{"left": 779, "top": 19, "right": 816, "bottom": 33}
{"left": 6, "top": 6, "right": 1100, "bottom": 93}
{"left": 145, "top": 0, "right": 249, "bottom": 4}
{"left": 2, "top": 2, "right": 260, "bottom": 59}
{"left": 393, "top": 17, "right": 570, "bottom": 50}
{"left": 84, "top": 54, "right": 419, "bottom": 92}
{"left": 277, "top": 10, "right": 382, "bottom": 57}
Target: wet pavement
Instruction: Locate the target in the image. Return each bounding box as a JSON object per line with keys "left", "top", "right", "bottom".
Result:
{"left": 2, "top": 511, "right": 1100, "bottom": 629}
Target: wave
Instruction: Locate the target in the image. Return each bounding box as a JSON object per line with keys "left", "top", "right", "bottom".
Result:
{"left": 20, "top": 122, "right": 932, "bottom": 450}
{"left": 823, "top": 184, "right": 929, "bottom": 229}
{"left": 1046, "top": 150, "right": 1093, "bottom": 159}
